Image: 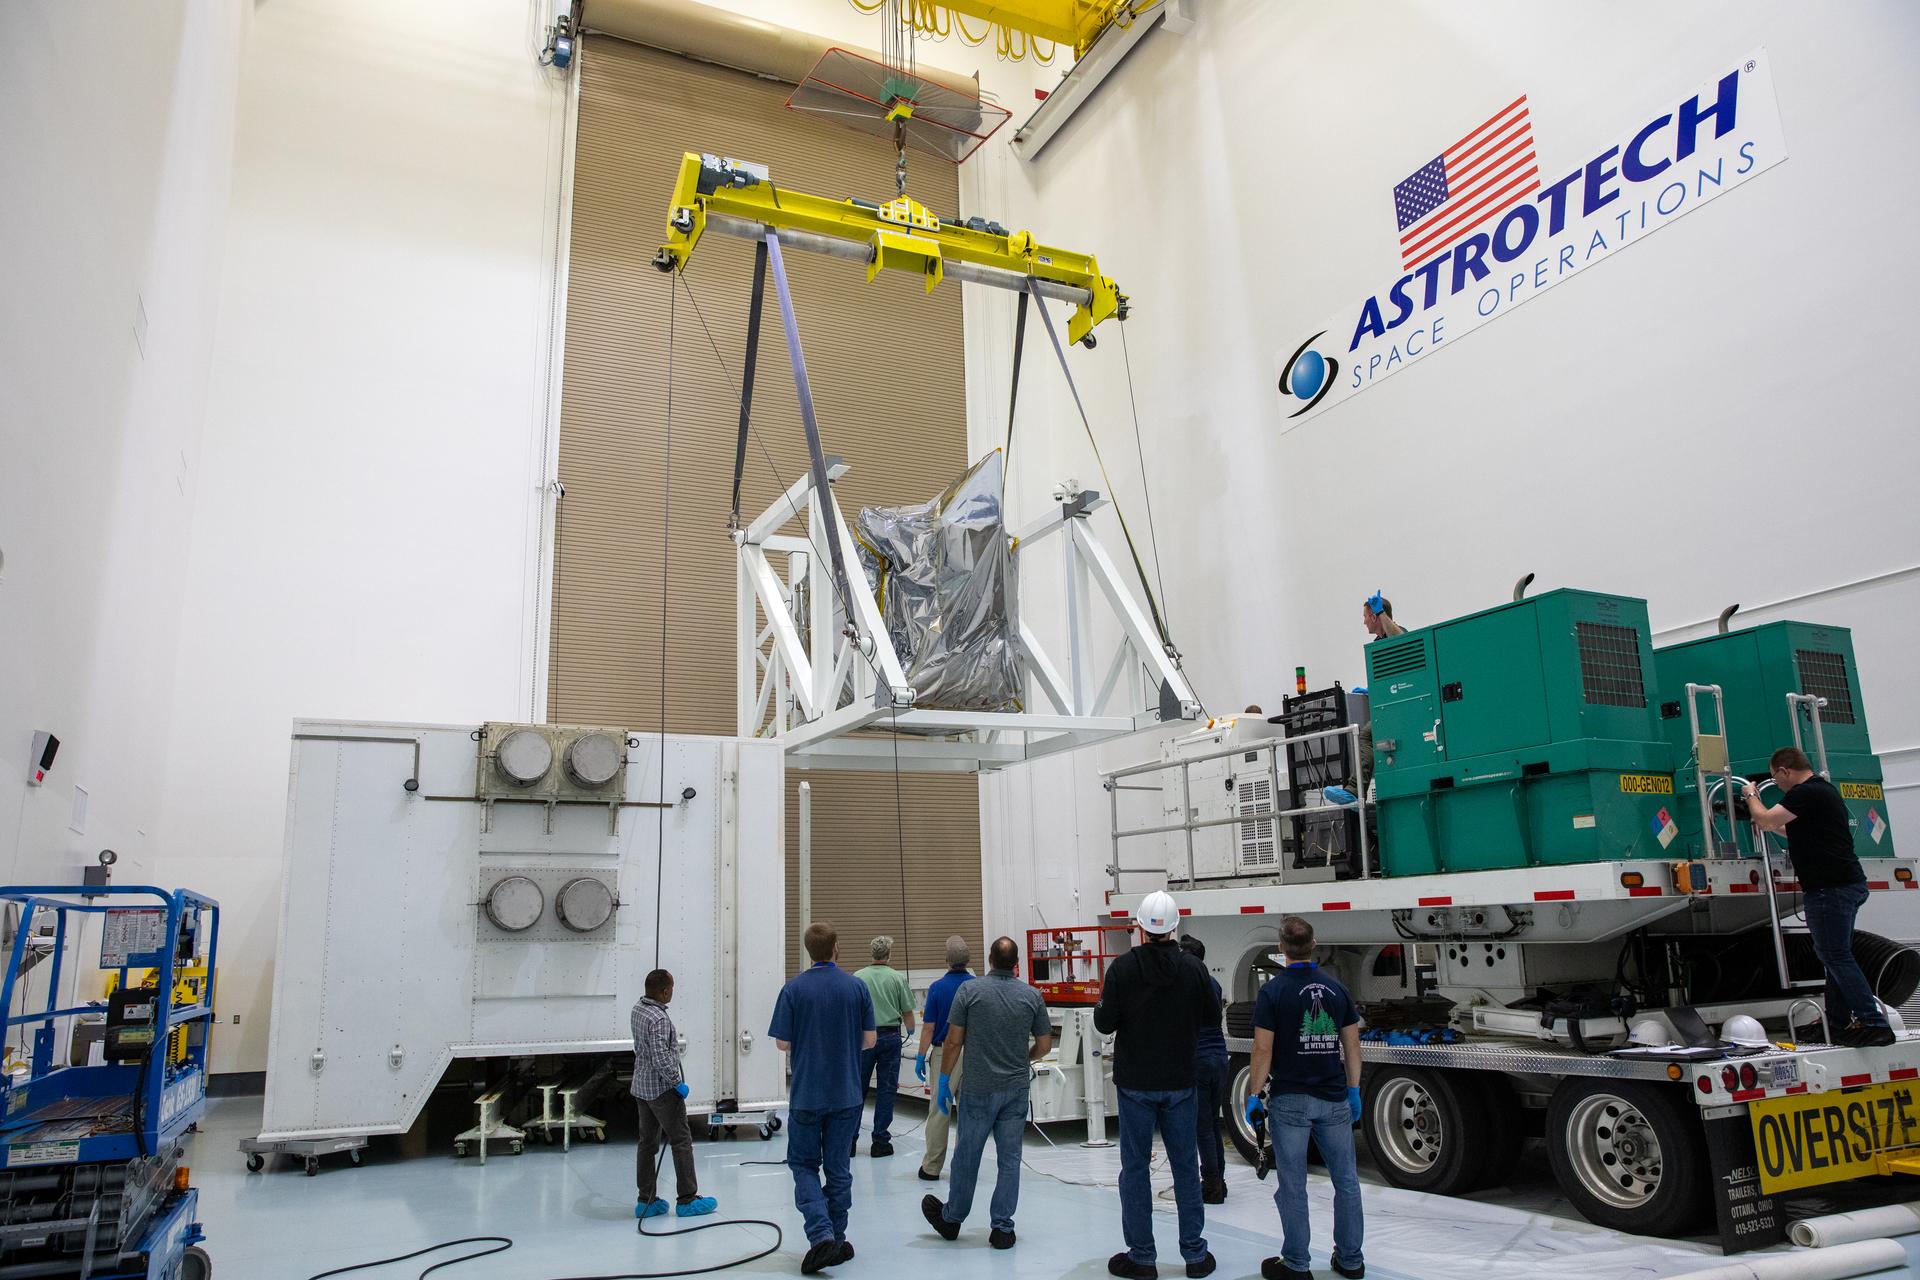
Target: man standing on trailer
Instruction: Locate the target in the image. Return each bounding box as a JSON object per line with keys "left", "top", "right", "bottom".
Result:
{"left": 915, "top": 935, "right": 976, "bottom": 1181}
{"left": 630, "top": 969, "right": 717, "bottom": 1219}
{"left": 1244, "top": 916, "right": 1364, "bottom": 1280}
{"left": 920, "top": 935, "right": 1053, "bottom": 1250}
{"left": 1096, "top": 890, "right": 1218, "bottom": 1280}
{"left": 1360, "top": 591, "right": 1405, "bottom": 641}
{"left": 1180, "top": 934, "right": 1231, "bottom": 1204}
{"left": 1743, "top": 746, "right": 1895, "bottom": 1047}
{"left": 769, "top": 922, "right": 878, "bottom": 1274}
{"left": 853, "top": 935, "right": 915, "bottom": 1158}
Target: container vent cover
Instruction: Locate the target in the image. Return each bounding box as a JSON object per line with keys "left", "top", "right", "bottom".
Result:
{"left": 1575, "top": 622, "right": 1646, "bottom": 708}
{"left": 1793, "top": 649, "right": 1857, "bottom": 725}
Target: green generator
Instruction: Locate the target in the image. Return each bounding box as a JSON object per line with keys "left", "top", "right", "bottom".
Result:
{"left": 1365, "top": 589, "right": 1678, "bottom": 877}
{"left": 1653, "top": 620, "right": 1895, "bottom": 861}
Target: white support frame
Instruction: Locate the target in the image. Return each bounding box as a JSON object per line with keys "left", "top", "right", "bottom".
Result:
{"left": 735, "top": 469, "right": 1199, "bottom": 772}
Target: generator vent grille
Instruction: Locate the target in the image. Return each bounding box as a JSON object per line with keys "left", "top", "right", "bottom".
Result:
{"left": 1371, "top": 639, "right": 1427, "bottom": 678}
{"left": 1236, "top": 775, "right": 1277, "bottom": 869}
{"left": 1794, "top": 649, "right": 1857, "bottom": 725}
{"left": 1575, "top": 622, "right": 1646, "bottom": 708}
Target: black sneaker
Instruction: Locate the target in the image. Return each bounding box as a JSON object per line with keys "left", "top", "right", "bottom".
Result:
{"left": 1261, "top": 1261, "right": 1311, "bottom": 1280}
{"left": 871, "top": 1140, "right": 894, "bottom": 1158}
{"left": 835, "top": 1240, "right": 855, "bottom": 1264}
{"left": 990, "top": 1228, "right": 1016, "bottom": 1250}
{"left": 801, "top": 1240, "right": 840, "bottom": 1274}
{"left": 917, "top": 1167, "right": 941, "bottom": 1181}
{"left": 1186, "top": 1253, "right": 1217, "bottom": 1278}
{"left": 1333, "top": 1261, "right": 1365, "bottom": 1279}
{"left": 921, "top": 1194, "right": 960, "bottom": 1241}
{"left": 1842, "top": 1021, "right": 1897, "bottom": 1048}
{"left": 1201, "top": 1177, "right": 1227, "bottom": 1204}
{"left": 1109, "top": 1253, "right": 1158, "bottom": 1279}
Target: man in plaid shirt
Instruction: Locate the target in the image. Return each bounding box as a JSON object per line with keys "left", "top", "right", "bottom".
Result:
{"left": 632, "top": 969, "right": 716, "bottom": 1218}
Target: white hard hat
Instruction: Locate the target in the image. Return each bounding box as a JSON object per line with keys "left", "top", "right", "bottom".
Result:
{"left": 1628, "top": 1019, "right": 1671, "bottom": 1048}
{"left": 1137, "top": 891, "right": 1180, "bottom": 935}
{"left": 1722, "top": 1014, "right": 1769, "bottom": 1048}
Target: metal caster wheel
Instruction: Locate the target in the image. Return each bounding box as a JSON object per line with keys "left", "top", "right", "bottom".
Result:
{"left": 768, "top": 1115, "right": 783, "bottom": 1133}
{"left": 244, "top": 1153, "right": 265, "bottom": 1174}
{"left": 182, "top": 1244, "right": 213, "bottom": 1280}
{"left": 454, "top": 1142, "right": 469, "bottom": 1158}
{"left": 303, "top": 1157, "right": 319, "bottom": 1177}
{"left": 758, "top": 1124, "right": 773, "bottom": 1141}
{"left": 510, "top": 1141, "right": 524, "bottom": 1155}
{"left": 348, "top": 1148, "right": 363, "bottom": 1166}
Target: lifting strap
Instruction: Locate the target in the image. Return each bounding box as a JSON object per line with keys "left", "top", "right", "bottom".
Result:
{"left": 763, "top": 232, "right": 856, "bottom": 633}
{"left": 727, "top": 240, "right": 770, "bottom": 531}
{"left": 1028, "top": 288, "right": 1177, "bottom": 655}
{"left": 1002, "top": 284, "right": 1030, "bottom": 481}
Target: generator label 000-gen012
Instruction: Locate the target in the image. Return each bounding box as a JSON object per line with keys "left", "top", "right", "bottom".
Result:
{"left": 1619, "top": 774, "right": 1675, "bottom": 794}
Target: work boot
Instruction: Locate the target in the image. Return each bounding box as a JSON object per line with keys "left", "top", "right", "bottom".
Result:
{"left": 835, "top": 1240, "right": 855, "bottom": 1263}
{"left": 1201, "top": 1176, "right": 1227, "bottom": 1204}
{"left": 1109, "top": 1253, "right": 1158, "bottom": 1279}
{"left": 1186, "top": 1253, "right": 1217, "bottom": 1278}
{"left": 800, "top": 1240, "right": 840, "bottom": 1274}
{"left": 990, "top": 1228, "right": 1016, "bottom": 1250}
{"left": 1261, "top": 1261, "right": 1311, "bottom": 1280}
{"left": 1333, "top": 1261, "right": 1366, "bottom": 1279}
{"left": 917, "top": 1167, "right": 941, "bottom": 1181}
{"left": 1842, "top": 1021, "right": 1897, "bottom": 1048}
{"left": 921, "top": 1194, "right": 960, "bottom": 1241}
{"left": 871, "top": 1140, "right": 894, "bottom": 1158}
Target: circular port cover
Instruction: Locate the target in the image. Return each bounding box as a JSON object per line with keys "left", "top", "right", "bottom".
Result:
{"left": 565, "top": 732, "right": 624, "bottom": 788}
{"left": 485, "top": 875, "right": 545, "bottom": 931}
{"left": 555, "top": 877, "right": 616, "bottom": 932}
{"left": 496, "top": 729, "right": 554, "bottom": 786}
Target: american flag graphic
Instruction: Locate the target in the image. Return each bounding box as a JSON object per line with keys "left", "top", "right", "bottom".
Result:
{"left": 1393, "top": 95, "right": 1539, "bottom": 270}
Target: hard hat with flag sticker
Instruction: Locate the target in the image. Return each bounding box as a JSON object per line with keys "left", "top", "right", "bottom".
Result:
{"left": 1136, "top": 890, "right": 1180, "bottom": 934}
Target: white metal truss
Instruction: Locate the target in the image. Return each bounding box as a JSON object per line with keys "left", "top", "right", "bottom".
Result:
{"left": 735, "top": 464, "right": 1199, "bottom": 772}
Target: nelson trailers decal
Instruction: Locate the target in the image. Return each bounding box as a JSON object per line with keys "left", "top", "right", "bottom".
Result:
{"left": 1277, "top": 49, "right": 1786, "bottom": 428}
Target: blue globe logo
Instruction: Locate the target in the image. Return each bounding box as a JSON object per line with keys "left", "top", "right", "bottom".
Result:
{"left": 1279, "top": 331, "right": 1338, "bottom": 418}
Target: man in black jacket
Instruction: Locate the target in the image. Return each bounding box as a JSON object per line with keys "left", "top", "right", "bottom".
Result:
{"left": 1096, "top": 890, "right": 1218, "bottom": 1280}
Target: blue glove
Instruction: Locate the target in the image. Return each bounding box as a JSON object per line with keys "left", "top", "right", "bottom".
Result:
{"left": 674, "top": 1082, "right": 689, "bottom": 1099}
{"left": 937, "top": 1074, "right": 953, "bottom": 1115}
{"left": 1347, "top": 1086, "right": 1362, "bottom": 1123}
{"left": 1323, "top": 786, "right": 1358, "bottom": 806}
{"left": 1244, "top": 1095, "right": 1267, "bottom": 1128}
{"left": 914, "top": 1054, "right": 928, "bottom": 1082}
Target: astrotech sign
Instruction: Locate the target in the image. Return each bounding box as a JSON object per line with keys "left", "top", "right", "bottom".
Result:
{"left": 1277, "top": 49, "right": 1787, "bottom": 428}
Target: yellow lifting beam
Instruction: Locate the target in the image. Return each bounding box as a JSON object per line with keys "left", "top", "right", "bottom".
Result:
{"left": 652, "top": 152, "right": 1124, "bottom": 345}
{"left": 932, "top": 1, "right": 1138, "bottom": 58}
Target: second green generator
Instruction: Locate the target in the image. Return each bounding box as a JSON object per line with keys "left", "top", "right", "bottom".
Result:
{"left": 1365, "top": 589, "right": 1678, "bottom": 877}
{"left": 1653, "top": 619, "right": 1895, "bottom": 861}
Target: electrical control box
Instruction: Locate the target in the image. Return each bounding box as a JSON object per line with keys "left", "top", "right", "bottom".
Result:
{"left": 1654, "top": 621, "right": 1894, "bottom": 859}
{"left": 1365, "top": 589, "right": 1676, "bottom": 876}
{"left": 103, "top": 987, "right": 158, "bottom": 1063}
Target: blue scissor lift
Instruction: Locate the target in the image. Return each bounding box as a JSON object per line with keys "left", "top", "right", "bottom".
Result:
{"left": 0, "top": 886, "right": 218, "bottom": 1279}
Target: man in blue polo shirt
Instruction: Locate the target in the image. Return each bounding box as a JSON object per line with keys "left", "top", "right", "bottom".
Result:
{"left": 770, "top": 921, "right": 877, "bottom": 1275}
{"left": 915, "top": 935, "right": 975, "bottom": 1181}
{"left": 1244, "top": 916, "right": 1364, "bottom": 1280}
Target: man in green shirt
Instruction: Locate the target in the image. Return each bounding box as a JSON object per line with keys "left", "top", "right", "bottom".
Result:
{"left": 854, "top": 935, "right": 916, "bottom": 1157}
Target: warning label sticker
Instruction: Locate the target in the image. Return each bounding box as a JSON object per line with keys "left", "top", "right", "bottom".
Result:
{"left": 1867, "top": 809, "right": 1887, "bottom": 845}
{"left": 1652, "top": 807, "right": 1679, "bottom": 849}
{"left": 6, "top": 1141, "right": 80, "bottom": 1168}
{"left": 1620, "top": 774, "right": 1675, "bottom": 795}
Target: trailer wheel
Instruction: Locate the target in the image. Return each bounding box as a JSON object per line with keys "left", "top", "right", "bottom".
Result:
{"left": 1225, "top": 1056, "right": 1261, "bottom": 1165}
{"left": 1361, "top": 1066, "right": 1485, "bottom": 1195}
{"left": 1546, "top": 1079, "right": 1707, "bottom": 1238}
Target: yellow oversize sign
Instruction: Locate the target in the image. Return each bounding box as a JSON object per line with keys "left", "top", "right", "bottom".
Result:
{"left": 1750, "top": 1080, "right": 1920, "bottom": 1192}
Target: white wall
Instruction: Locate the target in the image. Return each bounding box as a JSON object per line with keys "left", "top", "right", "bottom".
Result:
{"left": 966, "top": 2, "right": 1920, "bottom": 937}
{"left": 0, "top": 4, "right": 243, "bottom": 892}
{"left": 155, "top": 0, "right": 572, "bottom": 1073}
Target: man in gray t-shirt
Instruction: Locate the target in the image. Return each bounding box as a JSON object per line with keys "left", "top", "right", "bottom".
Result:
{"left": 920, "top": 936, "right": 1054, "bottom": 1249}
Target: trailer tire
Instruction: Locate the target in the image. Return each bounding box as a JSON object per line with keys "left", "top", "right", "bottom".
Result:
{"left": 1225, "top": 1056, "right": 1261, "bottom": 1166}
{"left": 1545, "top": 1079, "right": 1708, "bottom": 1238}
{"left": 1469, "top": 1073, "right": 1525, "bottom": 1191}
{"left": 1361, "top": 1066, "right": 1485, "bottom": 1196}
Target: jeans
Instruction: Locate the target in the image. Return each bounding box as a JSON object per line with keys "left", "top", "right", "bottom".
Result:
{"left": 635, "top": 1088, "right": 697, "bottom": 1203}
{"left": 1806, "top": 882, "right": 1885, "bottom": 1030}
{"left": 786, "top": 1105, "right": 861, "bottom": 1245}
{"left": 857, "top": 1030, "right": 903, "bottom": 1142}
{"left": 1117, "top": 1086, "right": 1208, "bottom": 1265}
{"left": 1269, "top": 1093, "right": 1363, "bottom": 1275}
{"left": 944, "top": 1086, "right": 1027, "bottom": 1232}
{"left": 1194, "top": 1056, "right": 1228, "bottom": 1184}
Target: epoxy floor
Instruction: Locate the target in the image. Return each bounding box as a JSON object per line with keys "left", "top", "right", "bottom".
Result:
{"left": 187, "top": 1093, "right": 1920, "bottom": 1279}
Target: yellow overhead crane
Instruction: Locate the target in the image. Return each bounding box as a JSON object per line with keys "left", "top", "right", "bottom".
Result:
{"left": 652, "top": 151, "right": 1125, "bottom": 345}
{"left": 859, "top": 0, "right": 1160, "bottom": 60}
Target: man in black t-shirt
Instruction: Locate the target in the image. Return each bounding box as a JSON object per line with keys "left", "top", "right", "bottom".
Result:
{"left": 1743, "top": 746, "right": 1893, "bottom": 1048}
